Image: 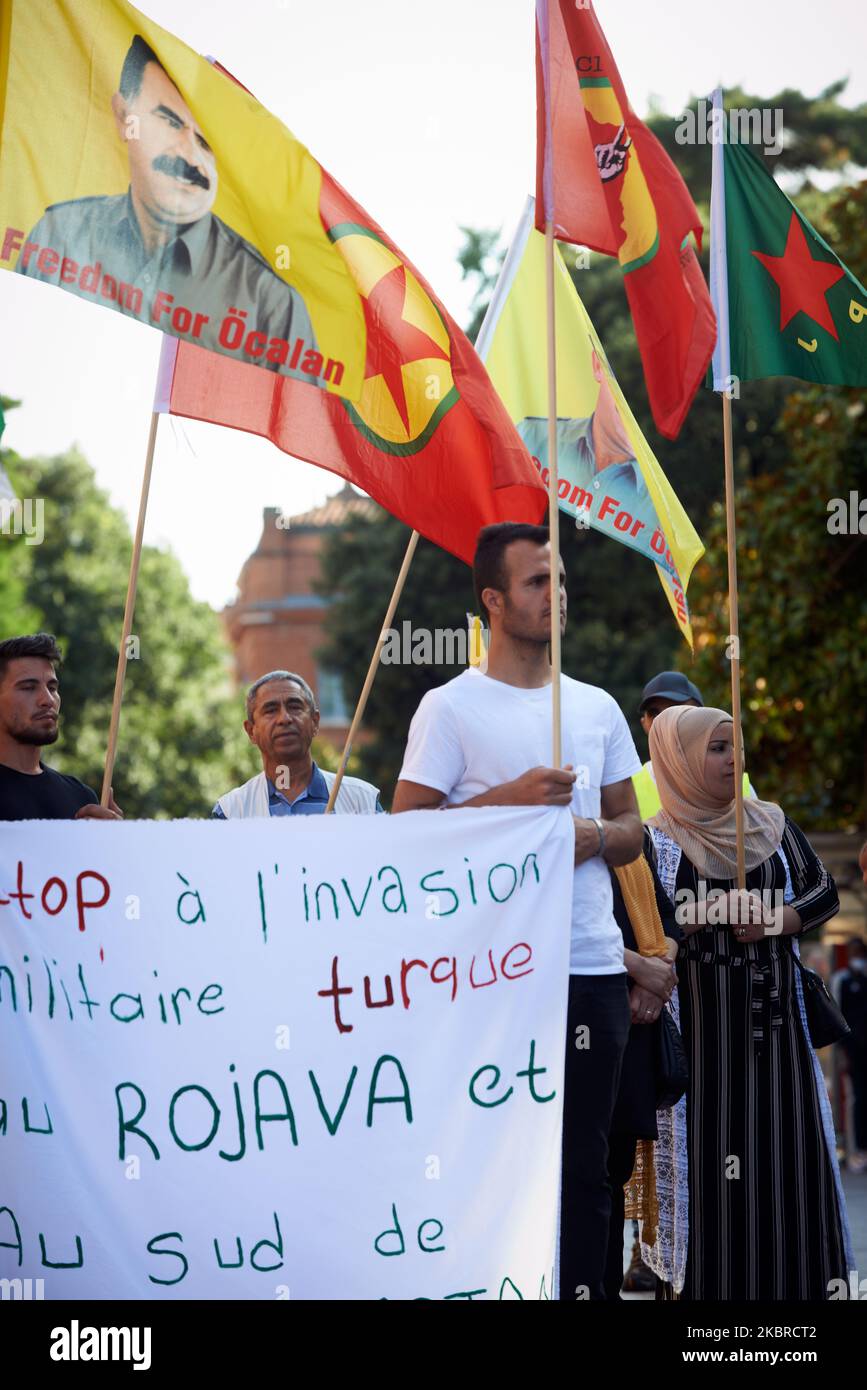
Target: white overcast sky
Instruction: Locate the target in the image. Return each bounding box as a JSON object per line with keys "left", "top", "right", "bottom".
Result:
{"left": 1, "top": 0, "right": 865, "bottom": 607}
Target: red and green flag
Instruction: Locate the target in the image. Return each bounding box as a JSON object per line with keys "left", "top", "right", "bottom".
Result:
{"left": 535, "top": 0, "right": 717, "bottom": 439}
{"left": 710, "top": 89, "right": 867, "bottom": 388}
{"left": 155, "top": 162, "right": 547, "bottom": 564}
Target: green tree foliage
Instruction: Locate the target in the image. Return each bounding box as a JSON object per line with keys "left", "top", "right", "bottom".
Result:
{"left": 457, "top": 225, "right": 505, "bottom": 343}
{"left": 0, "top": 444, "right": 253, "bottom": 817}
{"left": 814, "top": 176, "right": 867, "bottom": 286}
{"left": 685, "top": 386, "right": 867, "bottom": 830}
{"left": 647, "top": 81, "right": 867, "bottom": 203}
{"left": 316, "top": 515, "right": 475, "bottom": 802}
{"left": 0, "top": 400, "right": 39, "bottom": 632}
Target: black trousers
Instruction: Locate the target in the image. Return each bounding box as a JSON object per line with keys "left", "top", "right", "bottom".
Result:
{"left": 558, "top": 973, "right": 631, "bottom": 1300}
{"left": 604, "top": 1134, "right": 639, "bottom": 1299}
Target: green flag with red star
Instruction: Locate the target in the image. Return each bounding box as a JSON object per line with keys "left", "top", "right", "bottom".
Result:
{"left": 710, "top": 108, "right": 867, "bottom": 389}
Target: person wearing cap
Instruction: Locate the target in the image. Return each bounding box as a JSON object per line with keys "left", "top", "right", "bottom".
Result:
{"left": 633, "top": 671, "right": 754, "bottom": 821}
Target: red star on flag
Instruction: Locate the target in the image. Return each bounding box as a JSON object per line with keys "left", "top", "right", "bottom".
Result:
{"left": 752, "top": 212, "right": 846, "bottom": 341}
{"left": 361, "top": 264, "right": 449, "bottom": 433}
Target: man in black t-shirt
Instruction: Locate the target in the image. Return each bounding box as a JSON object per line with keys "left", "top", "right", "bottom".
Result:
{"left": 0, "top": 633, "right": 122, "bottom": 821}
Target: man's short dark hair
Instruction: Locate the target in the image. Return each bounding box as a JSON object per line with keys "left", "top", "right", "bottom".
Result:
{"left": 0, "top": 633, "right": 62, "bottom": 682}
{"left": 246, "top": 670, "right": 318, "bottom": 721}
{"left": 119, "top": 35, "right": 166, "bottom": 101}
{"left": 473, "top": 522, "right": 550, "bottom": 621}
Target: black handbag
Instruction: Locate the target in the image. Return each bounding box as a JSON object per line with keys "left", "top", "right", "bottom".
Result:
{"left": 791, "top": 950, "right": 851, "bottom": 1049}
{"left": 654, "top": 1005, "right": 688, "bottom": 1109}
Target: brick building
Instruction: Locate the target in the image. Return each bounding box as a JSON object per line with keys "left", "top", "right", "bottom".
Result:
{"left": 223, "top": 483, "right": 380, "bottom": 743}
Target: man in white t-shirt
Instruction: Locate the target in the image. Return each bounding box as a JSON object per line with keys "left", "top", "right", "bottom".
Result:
{"left": 393, "top": 521, "right": 643, "bottom": 1300}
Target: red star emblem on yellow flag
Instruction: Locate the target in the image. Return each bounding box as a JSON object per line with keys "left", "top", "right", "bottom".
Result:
{"left": 752, "top": 212, "right": 846, "bottom": 340}
{"left": 362, "top": 264, "right": 450, "bottom": 432}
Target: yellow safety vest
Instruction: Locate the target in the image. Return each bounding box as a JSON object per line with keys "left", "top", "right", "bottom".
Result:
{"left": 633, "top": 761, "right": 753, "bottom": 821}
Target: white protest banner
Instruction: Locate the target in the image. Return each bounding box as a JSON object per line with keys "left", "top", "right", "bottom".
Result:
{"left": 0, "top": 806, "right": 573, "bottom": 1300}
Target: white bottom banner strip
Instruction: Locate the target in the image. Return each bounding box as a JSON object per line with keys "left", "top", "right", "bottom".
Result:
{"left": 0, "top": 807, "right": 573, "bottom": 1300}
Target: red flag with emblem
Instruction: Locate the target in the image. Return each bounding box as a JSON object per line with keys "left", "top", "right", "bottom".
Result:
{"left": 155, "top": 167, "right": 547, "bottom": 563}
{"left": 535, "top": 0, "right": 716, "bottom": 438}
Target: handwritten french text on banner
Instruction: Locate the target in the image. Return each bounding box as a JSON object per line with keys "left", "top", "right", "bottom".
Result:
{"left": 0, "top": 808, "right": 573, "bottom": 1299}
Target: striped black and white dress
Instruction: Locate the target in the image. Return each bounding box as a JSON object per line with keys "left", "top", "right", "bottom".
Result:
{"left": 648, "top": 816, "right": 852, "bottom": 1301}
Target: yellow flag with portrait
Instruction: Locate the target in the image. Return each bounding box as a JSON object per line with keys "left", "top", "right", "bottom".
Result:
{"left": 476, "top": 197, "right": 704, "bottom": 645}
{"left": 0, "top": 0, "right": 366, "bottom": 396}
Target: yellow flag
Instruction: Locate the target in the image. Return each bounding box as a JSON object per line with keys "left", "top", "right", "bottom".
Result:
{"left": 0, "top": 0, "right": 366, "bottom": 397}
{"left": 476, "top": 198, "right": 704, "bottom": 645}
{"left": 466, "top": 614, "right": 488, "bottom": 669}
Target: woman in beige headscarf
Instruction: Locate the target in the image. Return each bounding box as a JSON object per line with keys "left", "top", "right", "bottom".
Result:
{"left": 642, "top": 704, "right": 852, "bottom": 1301}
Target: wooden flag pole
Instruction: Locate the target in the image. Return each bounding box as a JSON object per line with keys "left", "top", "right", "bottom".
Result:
{"left": 545, "top": 219, "right": 563, "bottom": 767}
{"left": 721, "top": 392, "right": 747, "bottom": 889}
{"left": 324, "top": 527, "right": 420, "bottom": 813}
{"left": 710, "top": 86, "right": 746, "bottom": 888}
{"left": 100, "top": 410, "right": 160, "bottom": 807}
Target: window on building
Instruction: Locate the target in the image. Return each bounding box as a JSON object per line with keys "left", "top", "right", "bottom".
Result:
{"left": 317, "top": 667, "right": 350, "bottom": 725}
